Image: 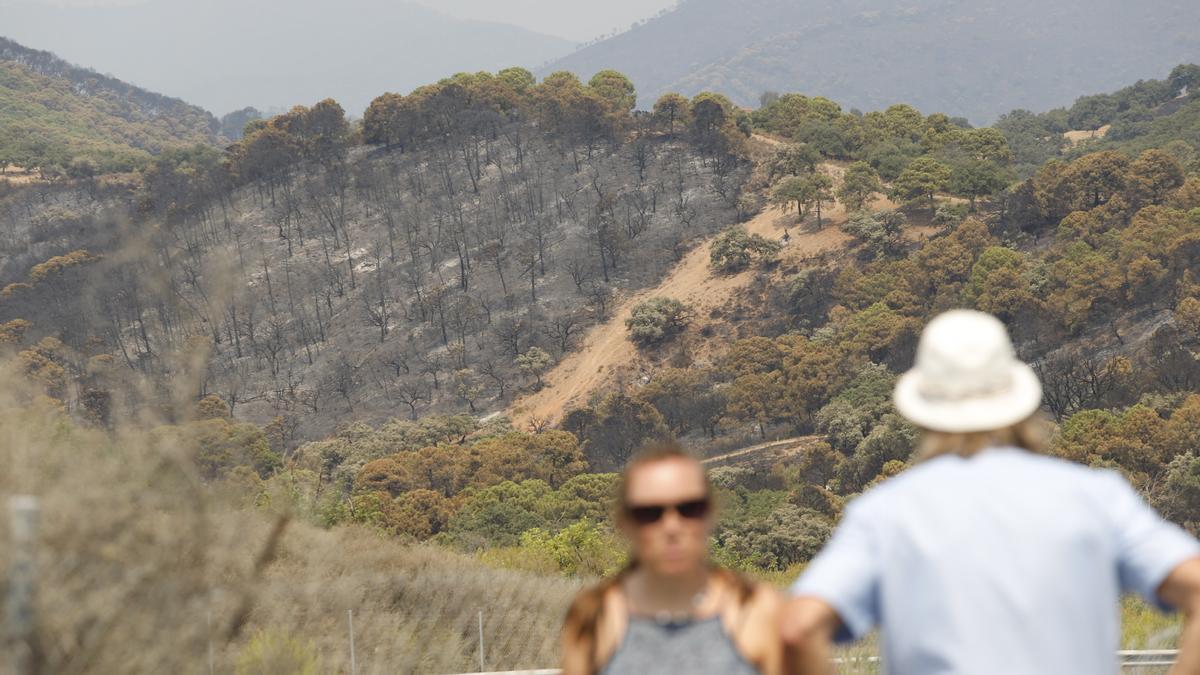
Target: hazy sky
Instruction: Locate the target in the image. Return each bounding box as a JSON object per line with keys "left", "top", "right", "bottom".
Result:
{"left": 410, "top": 0, "right": 678, "bottom": 41}
{"left": 10, "top": 0, "right": 680, "bottom": 41}
{"left": 2, "top": 0, "right": 685, "bottom": 113}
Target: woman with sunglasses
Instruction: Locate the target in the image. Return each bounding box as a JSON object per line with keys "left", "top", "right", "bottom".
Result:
{"left": 561, "top": 443, "right": 786, "bottom": 675}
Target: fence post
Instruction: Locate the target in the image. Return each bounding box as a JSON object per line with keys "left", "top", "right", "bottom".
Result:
{"left": 477, "top": 610, "right": 485, "bottom": 672}
{"left": 6, "top": 495, "right": 41, "bottom": 675}
{"left": 207, "top": 606, "right": 214, "bottom": 675}
{"left": 348, "top": 609, "right": 357, "bottom": 675}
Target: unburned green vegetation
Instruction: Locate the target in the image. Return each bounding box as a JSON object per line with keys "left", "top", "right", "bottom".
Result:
{"left": 0, "top": 38, "right": 226, "bottom": 177}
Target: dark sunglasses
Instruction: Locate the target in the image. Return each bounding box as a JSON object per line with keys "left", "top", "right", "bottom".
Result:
{"left": 625, "top": 497, "right": 711, "bottom": 525}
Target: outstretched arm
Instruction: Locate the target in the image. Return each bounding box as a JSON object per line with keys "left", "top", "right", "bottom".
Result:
{"left": 1159, "top": 558, "right": 1200, "bottom": 675}
{"left": 779, "top": 596, "right": 840, "bottom": 675}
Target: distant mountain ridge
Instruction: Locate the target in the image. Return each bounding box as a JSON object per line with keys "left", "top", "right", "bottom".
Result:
{"left": 0, "top": 37, "right": 220, "bottom": 134}
{"left": 546, "top": 0, "right": 1200, "bottom": 124}
{"left": 0, "top": 36, "right": 222, "bottom": 173}
{"left": 0, "top": 0, "right": 576, "bottom": 115}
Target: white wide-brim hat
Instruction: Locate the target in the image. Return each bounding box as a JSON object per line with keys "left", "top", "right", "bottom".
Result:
{"left": 893, "top": 309, "right": 1043, "bottom": 433}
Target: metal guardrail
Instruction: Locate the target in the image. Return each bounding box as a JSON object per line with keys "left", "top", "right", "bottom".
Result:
{"left": 1120, "top": 649, "right": 1180, "bottom": 668}
{"left": 452, "top": 650, "right": 1182, "bottom": 674}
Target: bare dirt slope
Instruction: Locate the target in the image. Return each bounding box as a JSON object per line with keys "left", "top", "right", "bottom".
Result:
{"left": 509, "top": 195, "right": 853, "bottom": 427}
{"left": 507, "top": 135, "right": 928, "bottom": 427}
{"left": 508, "top": 136, "right": 920, "bottom": 427}
{"left": 1064, "top": 124, "right": 1111, "bottom": 147}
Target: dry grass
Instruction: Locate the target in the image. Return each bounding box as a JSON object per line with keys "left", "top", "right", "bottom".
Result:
{"left": 0, "top": 358, "right": 580, "bottom": 674}
{"left": 0, "top": 339, "right": 1185, "bottom": 673}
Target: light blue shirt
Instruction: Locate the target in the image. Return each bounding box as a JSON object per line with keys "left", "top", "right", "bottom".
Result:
{"left": 792, "top": 447, "right": 1200, "bottom": 675}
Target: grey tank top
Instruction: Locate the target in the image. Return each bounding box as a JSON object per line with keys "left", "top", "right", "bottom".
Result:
{"left": 600, "top": 615, "right": 759, "bottom": 675}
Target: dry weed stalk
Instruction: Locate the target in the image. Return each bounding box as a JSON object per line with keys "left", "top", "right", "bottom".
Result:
{"left": 0, "top": 353, "right": 580, "bottom": 673}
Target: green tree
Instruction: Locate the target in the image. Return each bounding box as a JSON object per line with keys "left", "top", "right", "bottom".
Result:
{"left": 652, "top": 93, "right": 691, "bottom": 136}
{"left": 1157, "top": 452, "right": 1200, "bottom": 529}
{"left": 452, "top": 368, "right": 484, "bottom": 412}
{"left": 1044, "top": 241, "right": 1123, "bottom": 332}
{"left": 1067, "top": 94, "right": 1118, "bottom": 130}
{"left": 640, "top": 368, "right": 726, "bottom": 436}
{"left": 965, "top": 246, "right": 1037, "bottom": 321}
{"left": 363, "top": 92, "right": 420, "bottom": 151}
{"left": 772, "top": 176, "right": 808, "bottom": 215}
{"left": 1177, "top": 296, "right": 1200, "bottom": 339}
{"left": 790, "top": 441, "right": 843, "bottom": 488}
{"left": 186, "top": 418, "right": 282, "bottom": 480}
{"left": 689, "top": 92, "right": 740, "bottom": 156}
{"left": 709, "top": 225, "right": 782, "bottom": 272}
{"left": 297, "top": 98, "right": 350, "bottom": 163}
{"left": 388, "top": 489, "right": 453, "bottom": 539}
{"left": 1126, "top": 149, "right": 1186, "bottom": 205}
{"left": 772, "top": 173, "right": 834, "bottom": 226}
{"left": 448, "top": 479, "right": 555, "bottom": 546}
{"left": 840, "top": 210, "right": 906, "bottom": 260}
{"left": 587, "top": 70, "right": 637, "bottom": 115}
{"left": 584, "top": 391, "right": 670, "bottom": 469}
{"left": 767, "top": 143, "right": 822, "bottom": 180}
{"left": 626, "top": 297, "right": 691, "bottom": 346}
{"left": 497, "top": 66, "right": 536, "bottom": 96}
{"left": 835, "top": 413, "right": 918, "bottom": 493}
{"left": 519, "top": 520, "right": 625, "bottom": 576}
{"left": 725, "top": 372, "right": 789, "bottom": 438}
{"left": 1066, "top": 151, "right": 1129, "bottom": 208}
{"left": 949, "top": 159, "right": 1012, "bottom": 209}
{"left": 879, "top": 104, "right": 925, "bottom": 142}
{"left": 803, "top": 173, "right": 835, "bottom": 227}
{"left": 960, "top": 127, "right": 1013, "bottom": 163}
{"left": 715, "top": 503, "right": 832, "bottom": 570}
{"left": 837, "top": 161, "right": 883, "bottom": 212}
{"left": 515, "top": 346, "right": 553, "bottom": 389}
{"left": 891, "top": 157, "right": 951, "bottom": 215}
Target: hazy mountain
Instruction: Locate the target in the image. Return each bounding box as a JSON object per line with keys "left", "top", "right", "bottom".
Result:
{"left": 545, "top": 0, "right": 1200, "bottom": 124}
{"left": 0, "top": 36, "right": 221, "bottom": 172}
{"left": 407, "top": 0, "right": 678, "bottom": 43}
{"left": 0, "top": 0, "right": 575, "bottom": 115}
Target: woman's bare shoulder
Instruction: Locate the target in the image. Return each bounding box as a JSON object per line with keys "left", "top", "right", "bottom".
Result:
{"left": 562, "top": 579, "right": 627, "bottom": 674}
{"left": 729, "top": 581, "right": 787, "bottom": 675}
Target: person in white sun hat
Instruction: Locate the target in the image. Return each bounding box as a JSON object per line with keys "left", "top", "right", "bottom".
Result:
{"left": 779, "top": 309, "right": 1200, "bottom": 675}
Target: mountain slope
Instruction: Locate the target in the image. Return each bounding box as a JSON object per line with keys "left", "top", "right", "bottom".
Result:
{"left": 0, "top": 37, "right": 221, "bottom": 173}
{"left": 1, "top": 0, "right": 575, "bottom": 115}
{"left": 546, "top": 0, "right": 1200, "bottom": 124}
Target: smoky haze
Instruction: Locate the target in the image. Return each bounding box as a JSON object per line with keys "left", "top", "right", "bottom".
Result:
{"left": 0, "top": 0, "right": 673, "bottom": 115}
{"left": 408, "top": 0, "right": 679, "bottom": 42}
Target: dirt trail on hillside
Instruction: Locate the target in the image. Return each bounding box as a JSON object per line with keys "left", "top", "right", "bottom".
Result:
{"left": 507, "top": 136, "right": 906, "bottom": 427}
{"left": 509, "top": 197, "right": 852, "bottom": 427}
{"left": 701, "top": 434, "right": 822, "bottom": 466}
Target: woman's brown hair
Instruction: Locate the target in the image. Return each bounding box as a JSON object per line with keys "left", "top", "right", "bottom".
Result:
{"left": 562, "top": 442, "right": 755, "bottom": 673}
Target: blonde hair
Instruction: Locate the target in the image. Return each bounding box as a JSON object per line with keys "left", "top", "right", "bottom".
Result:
{"left": 915, "top": 415, "right": 1049, "bottom": 462}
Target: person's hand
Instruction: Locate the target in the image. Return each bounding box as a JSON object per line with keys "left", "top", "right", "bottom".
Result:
{"left": 779, "top": 596, "right": 838, "bottom": 675}
{"left": 1159, "top": 558, "right": 1200, "bottom": 675}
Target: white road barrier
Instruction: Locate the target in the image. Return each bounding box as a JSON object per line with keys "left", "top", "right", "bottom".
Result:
{"left": 450, "top": 650, "right": 1182, "bottom": 674}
